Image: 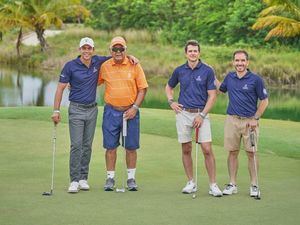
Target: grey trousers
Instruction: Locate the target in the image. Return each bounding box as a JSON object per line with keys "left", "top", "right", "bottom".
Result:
{"left": 68, "top": 102, "right": 98, "bottom": 182}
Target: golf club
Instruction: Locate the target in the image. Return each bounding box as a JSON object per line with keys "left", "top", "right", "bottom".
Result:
{"left": 42, "top": 123, "right": 57, "bottom": 196}
{"left": 116, "top": 117, "right": 127, "bottom": 193}
{"left": 192, "top": 127, "right": 199, "bottom": 199}
{"left": 250, "top": 129, "right": 261, "bottom": 200}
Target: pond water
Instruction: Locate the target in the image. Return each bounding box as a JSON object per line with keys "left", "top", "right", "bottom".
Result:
{"left": 1, "top": 67, "right": 299, "bottom": 121}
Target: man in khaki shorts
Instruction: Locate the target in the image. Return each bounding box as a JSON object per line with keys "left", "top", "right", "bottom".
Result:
{"left": 165, "top": 40, "right": 222, "bottom": 197}
{"left": 216, "top": 50, "right": 269, "bottom": 197}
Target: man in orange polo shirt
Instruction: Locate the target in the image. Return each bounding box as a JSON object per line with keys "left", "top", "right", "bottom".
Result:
{"left": 98, "top": 36, "right": 148, "bottom": 191}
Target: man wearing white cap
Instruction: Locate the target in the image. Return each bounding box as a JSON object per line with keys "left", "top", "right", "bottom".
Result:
{"left": 51, "top": 37, "right": 138, "bottom": 193}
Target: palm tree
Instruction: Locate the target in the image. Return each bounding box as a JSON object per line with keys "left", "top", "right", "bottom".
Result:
{"left": 0, "top": 0, "right": 27, "bottom": 56}
{"left": 252, "top": 0, "right": 300, "bottom": 40}
{"left": 0, "top": 0, "right": 90, "bottom": 53}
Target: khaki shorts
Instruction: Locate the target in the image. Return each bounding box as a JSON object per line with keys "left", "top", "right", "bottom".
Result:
{"left": 224, "top": 115, "right": 259, "bottom": 152}
{"left": 176, "top": 110, "right": 212, "bottom": 143}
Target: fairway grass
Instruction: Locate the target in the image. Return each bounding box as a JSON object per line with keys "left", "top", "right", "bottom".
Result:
{"left": 0, "top": 116, "right": 299, "bottom": 225}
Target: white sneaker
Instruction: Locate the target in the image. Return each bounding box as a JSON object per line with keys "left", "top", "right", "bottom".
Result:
{"left": 182, "top": 180, "right": 196, "bottom": 194}
{"left": 79, "top": 180, "right": 90, "bottom": 191}
{"left": 68, "top": 181, "right": 79, "bottom": 193}
{"left": 209, "top": 183, "right": 223, "bottom": 197}
{"left": 250, "top": 185, "right": 259, "bottom": 197}
{"left": 223, "top": 183, "right": 238, "bottom": 195}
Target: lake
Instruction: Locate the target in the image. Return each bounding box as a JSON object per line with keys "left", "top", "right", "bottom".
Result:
{"left": 1, "top": 67, "right": 299, "bottom": 121}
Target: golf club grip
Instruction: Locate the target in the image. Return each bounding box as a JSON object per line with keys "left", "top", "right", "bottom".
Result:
{"left": 122, "top": 118, "right": 127, "bottom": 137}
{"left": 250, "top": 131, "right": 255, "bottom": 147}
{"left": 195, "top": 128, "right": 199, "bottom": 144}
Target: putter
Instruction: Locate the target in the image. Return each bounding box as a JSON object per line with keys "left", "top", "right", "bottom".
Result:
{"left": 250, "top": 129, "right": 261, "bottom": 200}
{"left": 42, "top": 123, "right": 57, "bottom": 196}
{"left": 192, "top": 127, "right": 199, "bottom": 199}
{"left": 116, "top": 118, "right": 127, "bottom": 193}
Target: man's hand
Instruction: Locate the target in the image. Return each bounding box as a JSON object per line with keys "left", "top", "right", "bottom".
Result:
{"left": 192, "top": 115, "right": 203, "bottom": 128}
{"left": 127, "top": 55, "right": 139, "bottom": 65}
{"left": 51, "top": 112, "right": 61, "bottom": 124}
{"left": 124, "top": 107, "right": 138, "bottom": 120}
{"left": 247, "top": 119, "right": 258, "bottom": 130}
{"left": 170, "top": 101, "right": 183, "bottom": 114}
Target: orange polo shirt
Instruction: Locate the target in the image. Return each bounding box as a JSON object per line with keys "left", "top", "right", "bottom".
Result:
{"left": 98, "top": 57, "right": 148, "bottom": 107}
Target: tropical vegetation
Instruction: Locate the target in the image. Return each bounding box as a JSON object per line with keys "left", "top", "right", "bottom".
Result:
{"left": 0, "top": 0, "right": 89, "bottom": 54}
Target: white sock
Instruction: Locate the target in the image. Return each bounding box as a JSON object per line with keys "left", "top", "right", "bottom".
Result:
{"left": 107, "top": 171, "right": 115, "bottom": 179}
{"left": 127, "top": 168, "right": 136, "bottom": 179}
{"left": 210, "top": 183, "right": 217, "bottom": 188}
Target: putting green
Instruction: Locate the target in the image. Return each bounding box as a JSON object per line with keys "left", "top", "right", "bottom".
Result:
{"left": 0, "top": 118, "right": 299, "bottom": 225}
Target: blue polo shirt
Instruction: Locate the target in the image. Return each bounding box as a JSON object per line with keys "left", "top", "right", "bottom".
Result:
{"left": 219, "top": 70, "right": 268, "bottom": 117}
{"left": 168, "top": 61, "right": 216, "bottom": 109}
{"left": 59, "top": 55, "right": 109, "bottom": 104}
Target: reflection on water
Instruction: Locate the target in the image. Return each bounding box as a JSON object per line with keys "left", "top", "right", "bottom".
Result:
{"left": 1, "top": 67, "right": 299, "bottom": 121}
{"left": 0, "top": 68, "right": 69, "bottom": 107}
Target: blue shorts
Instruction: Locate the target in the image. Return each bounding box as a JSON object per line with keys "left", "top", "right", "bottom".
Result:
{"left": 102, "top": 105, "right": 140, "bottom": 150}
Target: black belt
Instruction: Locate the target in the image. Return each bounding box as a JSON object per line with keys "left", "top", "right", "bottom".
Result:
{"left": 182, "top": 108, "right": 202, "bottom": 113}
{"left": 70, "top": 102, "right": 97, "bottom": 108}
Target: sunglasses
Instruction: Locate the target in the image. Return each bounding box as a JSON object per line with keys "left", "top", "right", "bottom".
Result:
{"left": 111, "top": 47, "right": 126, "bottom": 52}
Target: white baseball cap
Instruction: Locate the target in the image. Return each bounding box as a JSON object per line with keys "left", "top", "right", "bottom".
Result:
{"left": 79, "top": 37, "right": 94, "bottom": 48}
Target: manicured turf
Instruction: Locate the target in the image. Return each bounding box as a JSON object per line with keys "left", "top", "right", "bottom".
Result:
{"left": 0, "top": 108, "right": 299, "bottom": 225}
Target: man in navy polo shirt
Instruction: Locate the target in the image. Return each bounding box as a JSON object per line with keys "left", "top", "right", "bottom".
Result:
{"left": 51, "top": 37, "right": 137, "bottom": 193}
{"left": 165, "top": 40, "right": 222, "bottom": 197}
{"left": 217, "top": 50, "right": 268, "bottom": 197}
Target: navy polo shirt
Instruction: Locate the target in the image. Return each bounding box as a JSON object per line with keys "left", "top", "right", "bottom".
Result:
{"left": 168, "top": 61, "right": 216, "bottom": 108}
{"left": 59, "top": 55, "right": 109, "bottom": 104}
{"left": 219, "top": 70, "right": 268, "bottom": 117}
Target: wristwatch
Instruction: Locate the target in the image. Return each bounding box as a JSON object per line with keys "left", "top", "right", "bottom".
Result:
{"left": 168, "top": 99, "right": 174, "bottom": 105}
{"left": 132, "top": 104, "right": 139, "bottom": 110}
{"left": 254, "top": 116, "right": 260, "bottom": 120}
{"left": 199, "top": 112, "right": 206, "bottom": 119}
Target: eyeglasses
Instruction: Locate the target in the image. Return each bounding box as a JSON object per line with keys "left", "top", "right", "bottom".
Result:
{"left": 111, "top": 47, "right": 126, "bottom": 52}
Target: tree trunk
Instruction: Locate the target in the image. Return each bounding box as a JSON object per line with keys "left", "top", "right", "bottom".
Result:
{"left": 16, "top": 27, "right": 23, "bottom": 57}
{"left": 35, "top": 26, "right": 48, "bottom": 52}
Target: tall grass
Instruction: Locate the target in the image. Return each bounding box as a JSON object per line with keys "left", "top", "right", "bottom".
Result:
{"left": 0, "top": 27, "right": 299, "bottom": 86}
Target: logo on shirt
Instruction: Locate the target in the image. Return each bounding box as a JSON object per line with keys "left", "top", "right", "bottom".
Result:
{"left": 196, "top": 76, "right": 201, "bottom": 81}
{"left": 60, "top": 74, "right": 65, "bottom": 78}
{"left": 93, "top": 67, "right": 97, "bottom": 73}
{"left": 263, "top": 88, "right": 267, "bottom": 95}
{"left": 242, "top": 84, "right": 248, "bottom": 90}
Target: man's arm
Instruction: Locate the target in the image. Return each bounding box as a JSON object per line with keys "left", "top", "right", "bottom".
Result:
{"left": 127, "top": 55, "right": 139, "bottom": 65}
{"left": 248, "top": 98, "right": 269, "bottom": 130}
{"left": 165, "top": 84, "right": 183, "bottom": 113}
{"left": 124, "top": 88, "right": 147, "bottom": 120}
{"left": 193, "top": 89, "right": 217, "bottom": 128}
{"left": 51, "top": 82, "right": 68, "bottom": 124}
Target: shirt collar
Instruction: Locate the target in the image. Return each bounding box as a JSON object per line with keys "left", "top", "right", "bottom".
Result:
{"left": 184, "top": 60, "right": 202, "bottom": 69}
{"left": 233, "top": 69, "right": 251, "bottom": 79}
{"left": 75, "top": 55, "right": 97, "bottom": 66}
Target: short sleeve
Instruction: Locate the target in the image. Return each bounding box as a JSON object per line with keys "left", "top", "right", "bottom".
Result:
{"left": 219, "top": 74, "right": 228, "bottom": 93}
{"left": 135, "top": 64, "right": 148, "bottom": 90}
{"left": 168, "top": 68, "right": 179, "bottom": 88}
{"left": 256, "top": 77, "right": 268, "bottom": 100}
{"left": 59, "top": 62, "right": 71, "bottom": 83}
{"left": 207, "top": 68, "right": 216, "bottom": 90}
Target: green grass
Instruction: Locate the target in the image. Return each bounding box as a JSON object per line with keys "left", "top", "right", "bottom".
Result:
{"left": 0, "top": 107, "right": 299, "bottom": 225}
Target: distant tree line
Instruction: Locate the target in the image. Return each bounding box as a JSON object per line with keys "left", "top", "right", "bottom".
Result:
{"left": 85, "top": 0, "right": 300, "bottom": 48}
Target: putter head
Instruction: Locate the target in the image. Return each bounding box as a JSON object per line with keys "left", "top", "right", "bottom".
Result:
{"left": 116, "top": 188, "right": 125, "bottom": 193}
{"left": 42, "top": 191, "right": 52, "bottom": 196}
